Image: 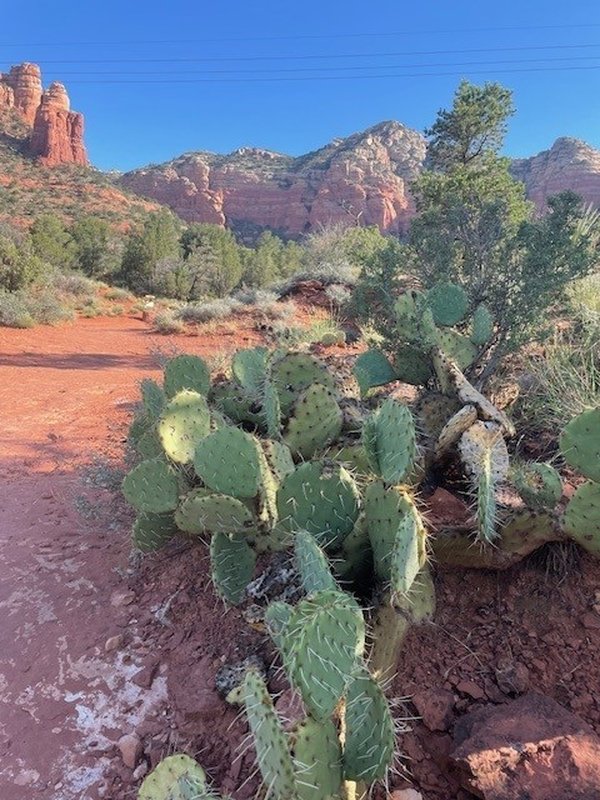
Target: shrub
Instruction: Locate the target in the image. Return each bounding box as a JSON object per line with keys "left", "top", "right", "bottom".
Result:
{"left": 0, "top": 235, "right": 45, "bottom": 292}
{"left": 153, "top": 310, "right": 185, "bottom": 334}
{"left": 176, "top": 297, "right": 242, "bottom": 323}
{"left": 0, "top": 291, "right": 34, "bottom": 328}
{"left": 24, "top": 288, "right": 75, "bottom": 324}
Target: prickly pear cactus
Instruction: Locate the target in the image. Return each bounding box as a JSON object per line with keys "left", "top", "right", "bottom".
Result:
{"left": 175, "top": 491, "right": 254, "bottom": 536}
{"left": 194, "top": 427, "right": 262, "bottom": 499}
{"left": 264, "top": 600, "right": 293, "bottom": 651}
{"left": 140, "top": 378, "right": 166, "bottom": 419}
{"left": 285, "top": 590, "right": 365, "bottom": 720}
{"left": 471, "top": 303, "right": 494, "bottom": 346}
{"left": 294, "top": 529, "right": 337, "bottom": 594}
{"left": 242, "top": 669, "right": 298, "bottom": 799}
{"left": 283, "top": 384, "right": 343, "bottom": 459}
{"left": 390, "top": 504, "right": 427, "bottom": 597}
{"left": 563, "top": 481, "right": 600, "bottom": 555}
{"left": 365, "top": 481, "right": 413, "bottom": 581}
{"left": 122, "top": 457, "right": 180, "bottom": 514}
{"left": 513, "top": 462, "right": 562, "bottom": 511}
{"left": 393, "top": 344, "right": 432, "bottom": 385}
{"left": 277, "top": 461, "right": 360, "bottom": 549}
{"left": 343, "top": 669, "right": 395, "bottom": 783}
{"left": 163, "top": 354, "right": 210, "bottom": 398}
{"left": 291, "top": 717, "right": 342, "bottom": 800}
{"left": 353, "top": 349, "right": 397, "bottom": 397}
{"left": 210, "top": 532, "right": 257, "bottom": 605}
{"left": 138, "top": 754, "right": 208, "bottom": 800}
{"left": 426, "top": 281, "right": 469, "bottom": 327}
{"left": 271, "top": 352, "right": 335, "bottom": 416}
{"left": 559, "top": 408, "right": 600, "bottom": 482}
{"left": 157, "top": 390, "right": 211, "bottom": 464}
{"left": 232, "top": 346, "right": 269, "bottom": 395}
{"left": 363, "top": 399, "right": 417, "bottom": 484}
{"left": 133, "top": 512, "right": 178, "bottom": 553}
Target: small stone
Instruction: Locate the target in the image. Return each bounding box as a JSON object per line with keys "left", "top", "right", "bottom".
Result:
{"left": 104, "top": 635, "right": 124, "bottom": 652}
{"left": 455, "top": 680, "right": 486, "bottom": 701}
{"left": 495, "top": 659, "right": 530, "bottom": 695}
{"left": 390, "top": 790, "right": 423, "bottom": 800}
{"left": 118, "top": 733, "right": 142, "bottom": 769}
{"left": 412, "top": 688, "right": 455, "bottom": 732}
{"left": 111, "top": 590, "right": 135, "bottom": 607}
{"left": 133, "top": 762, "right": 148, "bottom": 781}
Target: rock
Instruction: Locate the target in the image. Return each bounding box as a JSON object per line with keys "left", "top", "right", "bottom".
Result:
{"left": 494, "top": 658, "right": 530, "bottom": 695}
{"left": 132, "top": 762, "right": 148, "bottom": 781}
{"left": 120, "top": 121, "right": 427, "bottom": 236}
{"left": 450, "top": 692, "right": 600, "bottom": 799}
{"left": 104, "top": 635, "right": 124, "bottom": 652}
{"left": 390, "top": 790, "right": 423, "bottom": 800}
{"left": 455, "top": 680, "right": 486, "bottom": 701}
{"left": 412, "top": 688, "right": 455, "bottom": 732}
{"left": 0, "top": 62, "right": 88, "bottom": 166}
{"left": 29, "top": 82, "right": 88, "bottom": 166}
{"left": 117, "top": 733, "right": 142, "bottom": 769}
{"left": 110, "top": 590, "right": 136, "bottom": 607}
{"left": 168, "top": 656, "right": 226, "bottom": 730}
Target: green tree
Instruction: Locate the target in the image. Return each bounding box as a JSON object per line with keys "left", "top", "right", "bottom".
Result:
{"left": 180, "top": 224, "right": 242, "bottom": 297}
{"left": 0, "top": 235, "right": 44, "bottom": 292}
{"left": 120, "top": 210, "right": 181, "bottom": 293}
{"left": 71, "top": 216, "right": 117, "bottom": 278}
{"left": 30, "top": 215, "right": 76, "bottom": 270}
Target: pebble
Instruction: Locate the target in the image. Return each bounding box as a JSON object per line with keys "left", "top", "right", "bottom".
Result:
{"left": 133, "top": 762, "right": 148, "bottom": 781}
{"left": 104, "top": 635, "right": 124, "bottom": 652}
{"left": 117, "top": 733, "right": 142, "bottom": 769}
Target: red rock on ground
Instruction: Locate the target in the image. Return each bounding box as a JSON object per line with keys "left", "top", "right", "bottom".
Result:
{"left": 450, "top": 692, "right": 600, "bottom": 799}
{"left": 412, "top": 688, "right": 456, "bottom": 732}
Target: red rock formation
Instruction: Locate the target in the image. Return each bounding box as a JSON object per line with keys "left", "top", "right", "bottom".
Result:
{"left": 511, "top": 137, "right": 600, "bottom": 211}
{"left": 0, "top": 64, "right": 88, "bottom": 167}
{"left": 29, "top": 82, "right": 88, "bottom": 167}
{"left": 1, "top": 63, "right": 42, "bottom": 124}
{"left": 121, "top": 121, "right": 427, "bottom": 236}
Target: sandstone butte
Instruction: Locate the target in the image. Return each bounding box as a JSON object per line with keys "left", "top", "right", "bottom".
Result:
{"left": 0, "top": 62, "right": 88, "bottom": 167}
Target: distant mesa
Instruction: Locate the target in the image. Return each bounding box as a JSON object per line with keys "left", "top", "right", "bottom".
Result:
{"left": 0, "top": 62, "right": 88, "bottom": 167}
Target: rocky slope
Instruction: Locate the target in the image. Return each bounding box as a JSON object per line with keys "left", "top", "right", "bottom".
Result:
{"left": 120, "top": 121, "right": 427, "bottom": 236}
{"left": 0, "top": 63, "right": 88, "bottom": 166}
{"left": 511, "top": 137, "right": 600, "bottom": 211}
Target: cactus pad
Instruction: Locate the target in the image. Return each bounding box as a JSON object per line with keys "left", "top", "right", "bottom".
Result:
{"left": 243, "top": 669, "right": 297, "bottom": 799}
{"left": 164, "top": 354, "right": 210, "bottom": 398}
{"left": 415, "top": 391, "right": 462, "bottom": 442}
{"left": 363, "top": 399, "right": 417, "bottom": 485}
{"left": 559, "top": 409, "right": 600, "bottom": 482}
{"left": 158, "top": 390, "right": 211, "bottom": 464}
{"left": 292, "top": 717, "right": 342, "bottom": 800}
{"left": 513, "top": 462, "right": 562, "bottom": 511}
{"left": 426, "top": 281, "right": 468, "bottom": 326}
{"left": 175, "top": 491, "right": 254, "bottom": 536}
{"left": 210, "top": 532, "right": 257, "bottom": 605}
{"left": 436, "top": 329, "right": 478, "bottom": 370}
{"left": 390, "top": 505, "right": 427, "bottom": 596}
{"left": 435, "top": 404, "right": 478, "bottom": 459}
{"left": 285, "top": 590, "right": 365, "bottom": 720}
{"left": 271, "top": 353, "right": 335, "bottom": 415}
{"left": 210, "top": 380, "right": 264, "bottom": 426}
{"left": 262, "top": 440, "right": 295, "bottom": 481}
{"left": 133, "top": 512, "right": 178, "bottom": 553}
{"left": 393, "top": 344, "right": 432, "bottom": 385}
{"left": 232, "top": 346, "right": 269, "bottom": 394}
{"left": 122, "top": 458, "right": 180, "bottom": 514}
{"left": 262, "top": 379, "right": 282, "bottom": 439}
{"left": 194, "top": 427, "right": 262, "bottom": 498}
{"left": 294, "top": 529, "right": 338, "bottom": 594}
{"left": 393, "top": 290, "right": 422, "bottom": 340}
{"left": 353, "top": 349, "right": 396, "bottom": 397}
{"left": 264, "top": 600, "right": 293, "bottom": 651}
{"left": 459, "top": 421, "right": 509, "bottom": 482}
{"left": 343, "top": 669, "right": 395, "bottom": 783}
{"left": 277, "top": 461, "right": 360, "bottom": 549}
{"left": 365, "top": 481, "right": 412, "bottom": 582}
{"left": 141, "top": 378, "right": 166, "bottom": 419}
{"left": 283, "top": 384, "right": 343, "bottom": 459}
{"left": 563, "top": 481, "right": 600, "bottom": 554}
{"left": 471, "top": 303, "right": 494, "bottom": 346}
{"left": 137, "top": 428, "right": 164, "bottom": 460}
{"left": 139, "top": 754, "right": 207, "bottom": 800}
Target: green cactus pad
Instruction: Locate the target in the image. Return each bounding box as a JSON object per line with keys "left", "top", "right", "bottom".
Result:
{"left": 283, "top": 384, "right": 343, "bottom": 459}
{"left": 122, "top": 458, "right": 180, "bottom": 514}
{"left": 232, "top": 346, "right": 269, "bottom": 394}
{"left": 328, "top": 444, "right": 372, "bottom": 476}
{"left": 471, "top": 303, "right": 494, "bottom": 346}
{"left": 139, "top": 754, "right": 207, "bottom": 800}
{"left": 292, "top": 717, "right": 342, "bottom": 800}
{"left": 365, "top": 481, "right": 413, "bottom": 582}
{"left": 393, "top": 344, "right": 432, "bottom": 386}
{"left": 175, "top": 491, "right": 254, "bottom": 536}
{"left": 277, "top": 461, "right": 360, "bottom": 549}
{"left": 513, "top": 462, "right": 563, "bottom": 511}
{"left": 390, "top": 505, "right": 427, "bottom": 596}
{"left": 394, "top": 290, "right": 423, "bottom": 340}
{"left": 210, "top": 380, "right": 264, "bottom": 427}
{"left": 415, "top": 391, "right": 462, "bottom": 443}
{"left": 264, "top": 600, "right": 293, "bottom": 652}
{"left": 563, "top": 481, "right": 600, "bottom": 554}
{"left": 133, "top": 512, "right": 178, "bottom": 553}
{"left": 158, "top": 390, "right": 211, "bottom": 464}
{"left": 369, "top": 600, "right": 411, "bottom": 680}
{"left": 140, "top": 378, "right": 166, "bottom": 419}
{"left": 363, "top": 399, "right": 417, "bottom": 485}
{"left": 286, "top": 590, "right": 365, "bottom": 720}
{"left": 194, "top": 427, "right": 262, "bottom": 498}
{"left": 137, "top": 428, "right": 164, "bottom": 460}
{"left": 243, "top": 669, "right": 297, "bottom": 799}
{"left": 436, "top": 329, "right": 478, "bottom": 370}
{"left": 271, "top": 353, "right": 335, "bottom": 416}
{"left": 163, "top": 354, "right": 210, "bottom": 398}
{"left": 353, "top": 349, "right": 396, "bottom": 397}
{"left": 294, "top": 530, "right": 338, "bottom": 594}
{"left": 476, "top": 465, "right": 498, "bottom": 543}
{"left": 343, "top": 669, "right": 395, "bottom": 783}
{"left": 262, "top": 379, "right": 282, "bottom": 439}
{"left": 559, "top": 409, "right": 600, "bottom": 482}
{"left": 210, "top": 532, "right": 257, "bottom": 605}
{"left": 128, "top": 411, "right": 152, "bottom": 448}
{"left": 426, "top": 281, "right": 469, "bottom": 327}
{"left": 262, "top": 440, "right": 295, "bottom": 482}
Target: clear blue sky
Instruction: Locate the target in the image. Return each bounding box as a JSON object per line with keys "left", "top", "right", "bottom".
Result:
{"left": 2, "top": 0, "right": 600, "bottom": 171}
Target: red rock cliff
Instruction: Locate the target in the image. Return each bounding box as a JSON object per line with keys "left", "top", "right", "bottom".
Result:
{"left": 0, "top": 63, "right": 88, "bottom": 166}
{"left": 120, "top": 121, "right": 427, "bottom": 236}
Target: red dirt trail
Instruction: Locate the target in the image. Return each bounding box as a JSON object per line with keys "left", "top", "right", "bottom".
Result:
{"left": 0, "top": 314, "right": 262, "bottom": 800}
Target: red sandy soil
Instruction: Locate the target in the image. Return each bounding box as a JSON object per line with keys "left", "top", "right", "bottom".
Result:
{"left": 1, "top": 312, "right": 600, "bottom": 800}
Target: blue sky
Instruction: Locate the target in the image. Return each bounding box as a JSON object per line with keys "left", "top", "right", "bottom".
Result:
{"left": 2, "top": 0, "right": 600, "bottom": 170}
